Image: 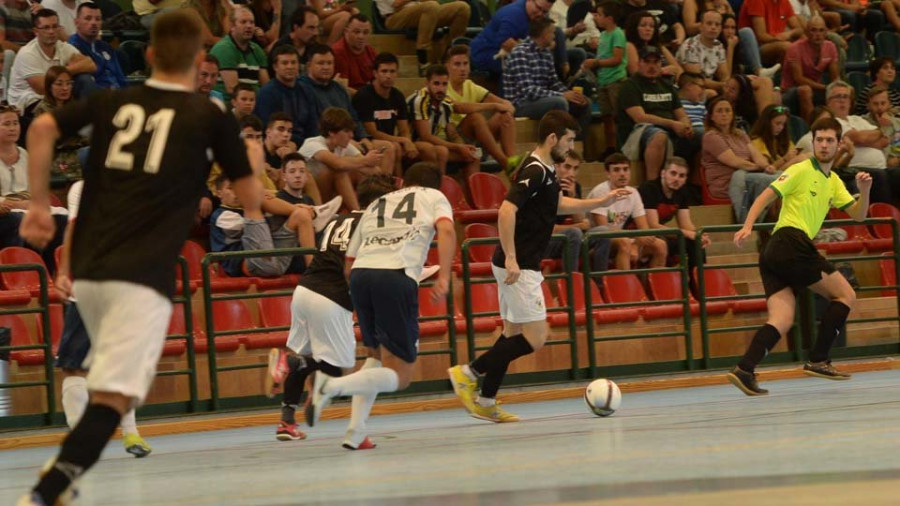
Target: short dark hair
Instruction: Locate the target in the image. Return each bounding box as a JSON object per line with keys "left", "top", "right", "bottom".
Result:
{"left": 204, "top": 53, "right": 220, "bottom": 67}
{"left": 357, "top": 174, "right": 397, "bottom": 208}
{"left": 319, "top": 107, "right": 356, "bottom": 135}
{"left": 425, "top": 64, "right": 448, "bottom": 80}
{"left": 76, "top": 2, "right": 100, "bottom": 16}
{"left": 565, "top": 150, "right": 583, "bottom": 163}
{"left": 373, "top": 52, "right": 399, "bottom": 71}
{"left": 281, "top": 152, "right": 305, "bottom": 169}
{"left": 232, "top": 82, "right": 256, "bottom": 97}
{"left": 528, "top": 17, "right": 555, "bottom": 39}
{"left": 348, "top": 13, "right": 370, "bottom": 25}
{"left": 290, "top": 5, "right": 318, "bottom": 30}
{"left": 152, "top": 10, "right": 205, "bottom": 73}
{"left": 403, "top": 162, "right": 442, "bottom": 190}
{"left": 267, "top": 112, "right": 293, "bottom": 128}
{"left": 869, "top": 56, "right": 895, "bottom": 81}
{"left": 271, "top": 44, "right": 300, "bottom": 65}
{"left": 868, "top": 84, "right": 891, "bottom": 102}
{"left": 596, "top": 0, "right": 622, "bottom": 20}
{"left": 810, "top": 117, "right": 843, "bottom": 140}
{"left": 444, "top": 44, "right": 470, "bottom": 62}
{"left": 538, "top": 110, "right": 579, "bottom": 144}
{"left": 665, "top": 157, "right": 689, "bottom": 171}
{"left": 239, "top": 114, "right": 263, "bottom": 132}
{"left": 677, "top": 71, "right": 704, "bottom": 88}
{"left": 699, "top": 9, "right": 723, "bottom": 23}
{"left": 307, "top": 43, "right": 334, "bottom": 60}
{"left": 33, "top": 9, "right": 59, "bottom": 27}
{"left": 604, "top": 152, "right": 630, "bottom": 169}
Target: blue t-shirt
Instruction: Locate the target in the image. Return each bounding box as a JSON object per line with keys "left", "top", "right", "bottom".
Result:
{"left": 596, "top": 27, "right": 627, "bottom": 86}
{"left": 67, "top": 34, "right": 127, "bottom": 89}
{"left": 470, "top": 0, "right": 528, "bottom": 68}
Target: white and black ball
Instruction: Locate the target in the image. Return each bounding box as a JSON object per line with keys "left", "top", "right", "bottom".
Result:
{"left": 584, "top": 379, "right": 621, "bottom": 417}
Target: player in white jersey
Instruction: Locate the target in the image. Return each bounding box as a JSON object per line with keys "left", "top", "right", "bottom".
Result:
{"left": 305, "top": 162, "right": 456, "bottom": 449}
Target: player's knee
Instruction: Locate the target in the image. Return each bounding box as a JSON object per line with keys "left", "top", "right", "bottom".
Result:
{"left": 288, "top": 207, "right": 313, "bottom": 228}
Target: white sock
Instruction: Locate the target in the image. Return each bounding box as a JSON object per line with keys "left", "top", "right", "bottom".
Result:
{"left": 325, "top": 368, "right": 399, "bottom": 397}
{"left": 61, "top": 376, "right": 88, "bottom": 429}
{"left": 461, "top": 364, "right": 478, "bottom": 381}
{"left": 362, "top": 357, "right": 382, "bottom": 369}
{"left": 120, "top": 409, "right": 139, "bottom": 436}
{"left": 476, "top": 396, "right": 496, "bottom": 407}
{"left": 346, "top": 357, "right": 383, "bottom": 437}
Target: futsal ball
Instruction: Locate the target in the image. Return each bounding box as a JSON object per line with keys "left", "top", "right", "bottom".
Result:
{"left": 584, "top": 379, "right": 621, "bottom": 417}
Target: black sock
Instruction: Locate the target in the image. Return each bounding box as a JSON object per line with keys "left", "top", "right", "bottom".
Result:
{"left": 737, "top": 324, "right": 782, "bottom": 373}
{"left": 34, "top": 404, "right": 121, "bottom": 504}
{"left": 810, "top": 301, "right": 851, "bottom": 363}
{"left": 476, "top": 334, "right": 534, "bottom": 399}
{"left": 315, "top": 360, "right": 343, "bottom": 378}
{"left": 287, "top": 354, "right": 306, "bottom": 373}
{"left": 470, "top": 334, "right": 506, "bottom": 375}
{"left": 282, "top": 357, "right": 316, "bottom": 422}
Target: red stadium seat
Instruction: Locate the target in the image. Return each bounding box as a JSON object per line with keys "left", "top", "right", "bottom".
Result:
{"left": 879, "top": 253, "right": 897, "bottom": 297}
{"left": 866, "top": 203, "right": 899, "bottom": 251}
{"left": 695, "top": 268, "right": 767, "bottom": 313}
{"left": 456, "top": 223, "right": 497, "bottom": 276}
{"left": 647, "top": 271, "right": 729, "bottom": 316}
{"left": 454, "top": 282, "right": 500, "bottom": 332}
{"left": 440, "top": 176, "right": 496, "bottom": 223}
{"left": 552, "top": 272, "right": 640, "bottom": 326}
{"left": 700, "top": 165, "right": 731, "bottom": 206}
{"left": 603, "top": 273, "right": 682, "bottom": 320}
{"left": 252, "top": 274, "right": 301, "bottom": 291}
{"left": 208, "top": 299, "right": 281, "bottom": 350}
{"left": 0, "top": 313, "right": 44, "bottom": 365}
{"left": 54, "top": 246, "right": 62, "bottom": 272}
{"left": 0, "top": 247, "right": 62, "bottom": 302}
{"left": 0, "top": 289, "right": 32, "bottom": 306}
{"left": 467, "top": 173, "right": 506, "bottom": 220}
{"left": 257, "top": 295, "right": 292, "bottom": 343}
{"left": 179, "top": 241, "right": 252, "bottom": 293}
{"left": 813, "top": 210, "right": 867, "bottom": 254}
{"left": 417, "top": 286, "right": 450, "bottom": 336}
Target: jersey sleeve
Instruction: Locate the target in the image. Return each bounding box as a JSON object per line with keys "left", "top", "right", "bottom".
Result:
{"left": 66, "top": 180, "right": 83, "bottom": 222}
{"left": 504, "top": 164, "right": 545, "bottom": 209}
{"left": 769, "top": 163, "right": 803, "bottom": 197}
{"left": 52, "top": 92, "right": 99, "bottom": 139}
{"left": 832, "top": 175, "right": 855, "bottom": 210}
{"left": 211, "top": 109, "right": 253, "bottom": 181}
{"left": 431, "top": 190, "right": 454, "bottom": 225}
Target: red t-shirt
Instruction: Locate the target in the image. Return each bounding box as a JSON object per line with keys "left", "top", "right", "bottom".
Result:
{"left": 331, "top": 38, "right": 378, "bottom": 90}
{"left": 738, "top": 0, "right": 794, "bottom": 35}
{"left": 780, "top": 38, "right": 838, "bottom": 88}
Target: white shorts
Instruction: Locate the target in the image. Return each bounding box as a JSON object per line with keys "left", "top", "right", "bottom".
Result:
{"left": 491, "top": 264, "right": 546, "bottom": 324}
{"left": 74, "top": 280, "right": 173, "bottom": 406}
{"left": 285, "top": 285, "right": 356, "bottom": 369}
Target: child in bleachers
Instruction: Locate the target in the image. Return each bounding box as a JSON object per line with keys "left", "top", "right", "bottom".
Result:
{"left": 678, "top": 72, "right": 707, "bottom": 136}
{"left": 583, "top": 0, "right": 628, "bottom": 158}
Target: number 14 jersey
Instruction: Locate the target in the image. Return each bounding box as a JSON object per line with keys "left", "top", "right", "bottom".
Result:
{"left": 347, "top": 186, "right": 453, "bottom": 282}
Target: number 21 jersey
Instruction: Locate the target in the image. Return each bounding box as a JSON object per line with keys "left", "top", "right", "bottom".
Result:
{"left": 53, "top": 80, "right": 253, "bottom": 298}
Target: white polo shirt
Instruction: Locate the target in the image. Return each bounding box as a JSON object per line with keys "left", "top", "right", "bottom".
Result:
{"left": 7, "top": 39, "right": 81, "bottom": 111}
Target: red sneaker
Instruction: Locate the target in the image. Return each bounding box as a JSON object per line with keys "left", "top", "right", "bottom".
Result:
{"left": 265, "top": 349, "right": 290, "bottom": 398}
{"left": 276, "top": 421, "right": 307, "bottom": 441}
{"left": 342, "top": 436, "right": 376, "bottom": 450}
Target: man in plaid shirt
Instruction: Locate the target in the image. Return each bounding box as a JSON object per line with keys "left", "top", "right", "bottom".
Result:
{"left": 503, "top": 18, "right": 591, "bottom": 132}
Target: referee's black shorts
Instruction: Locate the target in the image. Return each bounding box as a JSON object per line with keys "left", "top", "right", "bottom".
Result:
{"left": 759, "top": 227, "right": 835, "bottom": 298}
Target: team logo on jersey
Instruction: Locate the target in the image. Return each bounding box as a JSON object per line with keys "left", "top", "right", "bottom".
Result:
{"left": 777, "top": 174, "right": 789, "bottom": 182}
{"left": 519, "top": 179, "right": 530, "bottom": 186}
{"left": 810, "top": 191, "right": 817, "bottom": 197}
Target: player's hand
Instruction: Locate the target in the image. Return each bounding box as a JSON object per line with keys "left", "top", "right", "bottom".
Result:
{"left": 700, "top": 233, "right": 712, "bottom": 248}
{"left": 198, "top": 196, "right": 213, "bottom": 219}
{"left": 764, "top": 164, "right": 776, "bottom": 174}
{"left": 733, "top": 226, "right": 752, "bottom": 248}
{"left": 671, "top": 121, "right": 692, "bottom": 138}
{"left": 55, "top": 272, "right": 73, "bottom": 300}
{"left": 362, "top": 148, "right": 384, "bottom": 167}
{"left": 431, "top": 275, "right": 450, "bottom": 302}
{"left": 504, "top": 257, "right": 520, "bottom": 285}
{"left": 856, "top": 171, "right": 873, "bottom": 193}
{"left": 20, "top": 204, "right": 56, "bottom": 249}
{"left": 496, "top": 102, "right": 515, "bottom": 115}
{"left": 501, "top": 38, "right": 519, "bottom": 53}
{"left": 275, "top": 145, "right": 294, "bottom": 159}
{"left": 559, "top": 176, "right": 576, "bottom": 195}
{"left": 600, "top": 188, "right": 631, "bottom": 206}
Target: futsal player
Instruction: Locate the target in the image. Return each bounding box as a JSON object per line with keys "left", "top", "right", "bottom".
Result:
{"left": 265, "top": 175, "right": 396, "bottom": 448}
{"left": 447, "top": 110, "right": 631, "bottom": 423}
{"left": 727, "top": 117, "right": 871, "bottom": 396}
{"left": 19, "top": 10, "right": 262, "bottom": 505}
{"left": 304, "top": 162, "right": 456, "bottom": 450}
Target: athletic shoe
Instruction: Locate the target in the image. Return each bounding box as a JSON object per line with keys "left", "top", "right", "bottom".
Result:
{"left": 312, "top": 196, "right": 343, "bottom": 233}
{"left": 726, "top": 366, "right": 769, "bottom": 396}
{"left": 23, "top": 458, "right": 80, "bottom": 505}
{"left": 16, "top": 492, "right": 46, "bottom": 506}
{"left": 123, "top": 433, "right": 152, "bottom": 458}
{"left": 265, "top": 348, "right": 290, "bottom": 398}
{"left": 418, "top": 265, "right": 440, "bottom": 282}
{"left": 275, "top": 421, "right": 307, "bottom": 441}
{"left": 803, "top": 361, "right": 851, "bottom": 380}
{"left": 342, "top": 432, "right": 376, "bottom": 450}
{"left": 305, "top": 371, "right": 335, "bottom": 427}
{"left": 758, "top": 63, "right": 781, "bottom": 79}
{"left": 447, "top": 365, "right": 477, "bottom": 413}
{"left": 470, "top": 401, "right": 519, "bottom": 423}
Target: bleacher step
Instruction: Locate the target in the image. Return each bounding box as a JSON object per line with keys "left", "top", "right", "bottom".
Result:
{"left": 371, "top": 34, "right": 415, "bottom": 55}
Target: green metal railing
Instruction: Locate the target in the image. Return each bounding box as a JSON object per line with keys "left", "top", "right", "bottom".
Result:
{"left": 162, "top": 256, "right": 200, "bottom": 413}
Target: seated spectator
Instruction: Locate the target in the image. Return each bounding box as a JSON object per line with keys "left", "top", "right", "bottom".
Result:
{"left": 583, "top": 1, "right": 628, "bottom": 156}
{"left": 619, "top": 0, "right": 686, "bottom": 48}
{"left": 884, "top": 0, "right": 900, "bottom": 33}
{"left": 683, "top": 0, "right": 733, "bottom": 36}
{"left": 738, "top": 0, "right": 803, "bottom": 67}
{"left": 271, "top": 6, "right": 319, "bottom": 66}
{"left": 544, "top": 150, "right": 612, "bottom": 274}
{"left": 189, "top": 0, "right": 233, "bottom": 48}
{"left": 273, "top": 152, "right": 319, "bottom": 266}
{"left": 796, "top": 105, "right": 855, "bottom": 168}
{"left": 210, "top": 6, "right": 270, "bottom": 101}
{"left": 407, "top": 64, "right": 481, "bottom": 180}
{"left": 354, "top": 52, "right": 447, "bottom": 174}
{"left": 249, "top": 0, "right": 281, "bottom": 49}
{"left": 781, "top": 16, "right": 838, "bottom": 122}
{"left": 701, "top": 96, "right": 777, "bottom": 221}
{"left": 549, "top": 0, "right": 600, "bottom": 53}
{"left": 445, "top": 45, "right": 518, "bottom": 172}
{"left": 7, "top": 9, "right": 96, "bottom": 115}
{"left": 788, "top": 0, "right": 847, "bottom": 69}
{"left": 863, "top": 85, "right": 900, "bottom": 168}
{"left": 375, "top": 0, "right": 470, "bottom": 72}
{"left": 67, "top": 3, "right": 127, "bottom": 90}
{"left": 0, "top": 0, "right": 35, "bottom": 50}
{"left": 42, "top": 0, "right": 78, "bottom": 38}
{"left": 720, "top": 12, "right": 781, "bottom": 80}
{"left": 253, "top": 45, "right": 317, "bottom": 145}
{"left": 470, "top": 0, "right": 553, "bottom": 77}
{"left": 624, "top": 11, "right": 682, "bottom": 79}
{"left": 262, "top": 112, "right": 298, "bottom": 186}
{"left": 503, "top": 18, "right": 591, "bottom": 133}
{"left": 231, "top": 83, "right": 257, "bottom": 121}
{"left": 675, "top": 10, "right": 731, "bottom": 96}
{"left": 750, "top": 104, "right": 808, "bottom": 172}
{"left": 639, "top": 157, "right": 711, "bottom": 267}
{"left": 300, "top": 44, "right": 396, "bottom": 173}
{"left": 678, "top": 72, "right": 707, "bottom": 135}
{"left": 818, "top": 0, "right": 885, "bottom": 36}
{"left": 299, "top": 107, "right": 384, "bottom": 211}
{"left": 196, "top": 54, "right": 226, "bottom": 107}
{"left": 33, "top": 66, "right": 87, "bottom": 182}
{"left": 588, "top": 153, "right": 667, "bottom": 270}
{"left": 618, "top": 45, "right": 695, "bottom": 180}
{"left": 309, "top": 0, "right": 357, "bottom": 45}
{"left": 133, "top": 0, "right": 186, "bottom": 30}
{"left": 722, "top": 73, "right": 775, "bottom": 131}
{"left": 855, "top": 57, "right": 900, "bottom": 115}
{"left": 331, "top": 14, "right": 377, "bottom": 92}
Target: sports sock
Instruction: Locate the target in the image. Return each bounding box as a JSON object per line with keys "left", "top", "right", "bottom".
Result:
{"left": 475, "top": 396, "right": 496, "bottom": 407}
{"left": 479, "top": 334, "right": 534, "bottom": 399}
{"left": 286, "top": 354, "right": 306, "bottom": 373}
{"left": 469, "top": 334, "right": 506, "bottom": 375}
{"left": 810, "top": 301, "right": 851, "bottom": 363}
{"left": 315, "top": 360, "right": 343, "bottom": 378}
{"left": 324, "top": 368, "right": 399, "bottom": 397}
{"left": 34, "top": 404, "right": 121, "bottom": 505}
{"left": 737, "top": 324, "right": 782, "bottom": 373}
{"left": 282, "top": 359, "right": 317, "bottom": 423}
{"left": 461, "top": 364, "right": 479, "bottom": 381}
{"left": 346, "top": 354, "right": 383, "bottom": 436}
{"left": 61, "top": 376, "right": 88, "bottom": 429}
{"left": 120, "top": 410, "right": 138, "bottom": 436}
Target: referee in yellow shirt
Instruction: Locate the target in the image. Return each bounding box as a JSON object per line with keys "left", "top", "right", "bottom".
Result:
{"left": 728, "top": 117, "right": 872, "bottom": 396}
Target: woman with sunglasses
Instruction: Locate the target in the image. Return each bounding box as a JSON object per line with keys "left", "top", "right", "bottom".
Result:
{"left": 33, "top": 66, "right": 87, "bottom": 182}
{"left": 751, "top": 104, "right": 809, "bottom": 172}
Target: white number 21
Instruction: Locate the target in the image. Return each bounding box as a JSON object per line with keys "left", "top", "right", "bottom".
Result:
{"left": 105, "top": 104, "right": 175, "bottom": 174}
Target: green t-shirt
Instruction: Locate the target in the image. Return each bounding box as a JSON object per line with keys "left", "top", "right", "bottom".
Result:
{"left": 596, "top": 27, "right": 627, "bottom": 87}
{"left": 770, "top": 157, "right": 855, "bottom": 239}
{"left": 209, "top": 35, "right": 268, "bottom": 101}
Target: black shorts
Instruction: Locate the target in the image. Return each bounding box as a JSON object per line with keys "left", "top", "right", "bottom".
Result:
{"left": 54, "top": 303, "right": 90, "bottom": 371}
{"left": 350, "top": 268, "right": 420, "bottom": 364}
{"left": 759, "top": 227, "right": 835, "bottom": 298}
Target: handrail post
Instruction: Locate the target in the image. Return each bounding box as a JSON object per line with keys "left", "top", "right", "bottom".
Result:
{"left": 461, "top": 242, "right": 476, "bottom": 365}
{"left": 177, "top": 256, "right": 199, "bottom": 413}
{"left": 200, "top": 254, "right": 219, "bottom": 410}
{"left": 678, "top": 232, "right": 693, "bottom": 370}
{"left": 581, "top": 237, "right": 597, "bottom": 379}
{"left": 38, "top": 266, "right": 54, "bottom": 424}
{"left": 559, "top": 237, "right": 579, "bottom": 378}
{"left": 695, "top": 226, "right": 710, "bottom": 370}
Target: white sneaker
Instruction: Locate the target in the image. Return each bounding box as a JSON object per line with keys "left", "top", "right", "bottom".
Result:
{"left": 418, "top": 265, "right": 440, "bottom": 282}
{"left": 304, "top": 370, "right": 335, "bottom": 427}
{"left": 758, "top": 63, "right": 781, "bottom": 79}
{"left": 312, "top": 196, "right": 343, "bottom": 232}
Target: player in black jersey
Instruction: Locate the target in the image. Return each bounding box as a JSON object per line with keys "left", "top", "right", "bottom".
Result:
{"left": 19, "top": 11, "right": 264, "bottom": 506}
{"left": 265, "top": 175, "right": 395, "bottom": 449}
{"left": 448, "top": 111, "right": 632, "bottom": 422}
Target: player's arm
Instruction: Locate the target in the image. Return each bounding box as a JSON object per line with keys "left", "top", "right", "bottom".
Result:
{"left": 733, "top": 187, "right": 780, "bottom": 247}
{"left": 644, "top": 209, "right": 668, "bottom": 230}
{"left": 557, "top": 192, "right": 631, "bottom": 214}
{"left": 66, "top": 52, "right": 97, "bottom": 76}
{"left": 219, "top": 70, "right": 240, "bottom": 95}
{"left": 433, "top": 218, "right": 456, "bottom": 299}
{"left": 56, "top": 218, "right": 75, "bottom": 298}
{"left": 676, "top": 208, "right": 709, "bottom": 246}
{"left": 19, "top": 113, "right": 59, "bottom": 248}
{"left": 844, "top": 172, "right": 872, "bottom": 221}
{"left": 497, "top": 200, "right": 520, "bottom": 284}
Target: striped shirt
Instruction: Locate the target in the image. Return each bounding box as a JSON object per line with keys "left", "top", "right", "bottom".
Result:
{"left": 407, "top": 88, "right": 453, "bottom": 140}
{"left": 503, "top": 37, "right": 568, "bottom": 107}
{"left": 209, "top": 35, "right": 268, "bottom": 101}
